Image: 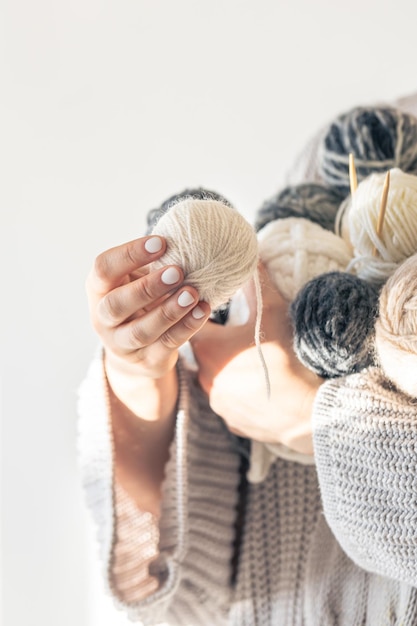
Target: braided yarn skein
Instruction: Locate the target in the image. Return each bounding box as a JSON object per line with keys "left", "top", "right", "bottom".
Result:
{"left": 150, "top": 198, "right": 259, "bottom": 311}
{"left": 319, "top": 106, "right": 417, "bottom": 197}
{"left": 375, "top": 253, "right": 417, "bottom": 397}
{"left": 290, "top": 272, "right": 379, "bottom": 378}
{"left": 254, "top": 183, "right": 344, "bottom": 233}
{"left": 343, "top": 168, "right": 417, "bottom": 285}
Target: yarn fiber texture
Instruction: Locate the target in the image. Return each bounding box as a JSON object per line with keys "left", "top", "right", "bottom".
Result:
{"left": 255, "top": 182, "right": 344, "bottom": 233}
{"left": 319, "top": 106, "right": 417, "bottom": 197}
{"left": 146, "top": 187, "right": 233, "bottom": 235}
{"left": 150, "top": 198, "right": 259, "bottom": 310}
{"left": 375, "top": 253, "right": 417, "bottom": 397}
{"left": 290, "top": 271, "right": 379, "bottom": 378}
{"left": 345, "top": 168, "right": 417, "bottom": 285}
{"left": 257, "top": 217, "right": 353, "bottom": 302}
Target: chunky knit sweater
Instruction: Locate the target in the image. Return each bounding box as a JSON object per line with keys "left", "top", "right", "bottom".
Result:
{"left": 78, "top": 351, "right": 417, "bottom": 626}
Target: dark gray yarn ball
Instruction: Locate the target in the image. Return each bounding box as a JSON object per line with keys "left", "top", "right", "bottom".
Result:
{"left": 146, "top": 187, "right": 233, "bottom": 234}
{"left": 254, "top": 183, "right": 344, "bottom": 233}
{"left": 290, "top": 272, "right": 379, "bottom": 378}
{"left": 319, "top": 106, "right": 417, "bottom": 198}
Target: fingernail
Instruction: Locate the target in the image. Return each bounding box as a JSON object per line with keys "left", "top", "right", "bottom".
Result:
{"left": 161, "top": 267, "right": 181, "bottom": 285}
{"left": 178, "top": 291, "right": 195, "bottom": 307}
{"left": 145, "top": 237, "right": 163, "bottom": 253}
{"left": 192, "top": 305, "right": 205, "bottom": 319}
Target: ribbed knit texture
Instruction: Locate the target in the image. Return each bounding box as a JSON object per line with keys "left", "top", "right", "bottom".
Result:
{"left": 230, "top": 459, "right": 322, "bottom": 625}
{"left": 313, "top": 367, "right": 417, "bottom": 589}
{"left": 78, "top": 353, "right": 417, "bottom": 625}
{"left": 112, "top": 483, "right": 160, "bottom": 603}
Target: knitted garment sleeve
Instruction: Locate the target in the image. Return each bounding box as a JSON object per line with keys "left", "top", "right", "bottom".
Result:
{"left": 77, "top": 349, "right": 241, "bottom": 625}
{"left": 312, "top": 366, "right": 417, "bottom": 588}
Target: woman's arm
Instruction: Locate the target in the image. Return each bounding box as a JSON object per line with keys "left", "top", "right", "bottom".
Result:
{"left": 85, "top": 234, "right": 211, "bottom": 514}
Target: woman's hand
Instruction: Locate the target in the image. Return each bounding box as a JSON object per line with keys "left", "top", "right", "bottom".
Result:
{"left": 86, "top": 235, "right": 211, "bottom": 419}
{"left": 190, "top": 265, "right": 323, "bottom": 455}
{"left": 86, "top": 235, "right": 211, "bottom": 514}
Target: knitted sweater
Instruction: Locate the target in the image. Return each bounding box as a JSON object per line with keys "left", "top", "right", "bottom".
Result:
{"left": 78, "top": 351, "right": 417, "bottom": 625}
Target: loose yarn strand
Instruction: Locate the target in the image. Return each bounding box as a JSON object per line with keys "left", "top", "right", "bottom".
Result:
{"left": 253, "top": 268, "right": 271, "bottom": 399}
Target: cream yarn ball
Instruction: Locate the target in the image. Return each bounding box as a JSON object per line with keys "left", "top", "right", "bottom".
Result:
{"left": 257, "top": 217, "right": 353, "bottom": 301}
{"left": 343, "top": 168, "right": 417, "bottom": 284}
{"left": 375, "top": 253, "right": 417, "bottom": 397}
{"left": 247, "top": 216, "right": 353, "bottom": 484}
{"left": 150, "top": 198, "right": 259, "bottom": 310}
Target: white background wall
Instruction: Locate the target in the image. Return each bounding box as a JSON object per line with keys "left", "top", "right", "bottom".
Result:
{"left": 1, "top": 1, "right": 417, "bottom": 624}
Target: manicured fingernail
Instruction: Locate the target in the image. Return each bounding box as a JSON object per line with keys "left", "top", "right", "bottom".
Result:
{"left": 161, "top": 267, "right": 181, "bottom": 285}
{"left": 145, "top": 237, "right": 163, "bottom": 253}
{"left": 192, "top": 306, "right": 205, "bottom": 319}
{"left": 178, "top": 291, "right": 195, "bottom": 307}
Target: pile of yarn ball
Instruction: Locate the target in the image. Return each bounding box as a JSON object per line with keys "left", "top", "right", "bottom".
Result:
{"left": 149, "top": 196, "right": 259, "bottom": 311}
{"left": 252, "top": 103, "right": 417, "bottom": 384}
{"left": 143, "top": 103, "right": 417, "bottom": 401}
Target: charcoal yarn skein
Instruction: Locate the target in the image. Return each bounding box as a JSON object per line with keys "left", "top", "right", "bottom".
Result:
{"left": 290, "top": 272, "right": 379, "bottom": 378}
{"left": 255, "top": 182, "right": 344, "bottom": 233}
{"left": 344, "top": 168, "right": 417, "bottom": 285}
{"left": 319, "top": 106, "right": 417, "bottom": 197}
{"left": 375, "top": 253, "right": 417, "bottom": 397}
{"left": 150, "top": 198, "right": 259, "bottom": 311}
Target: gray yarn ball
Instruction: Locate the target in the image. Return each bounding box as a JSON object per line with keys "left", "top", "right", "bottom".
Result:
{"left": 255, "top": 183, "right": 343, "bottom": 233}
{"left": 146, "top": 187, "right": 233, "bottom": 234}
{"left": 290, "top": 272, "right": 379, "bottom": 378}
{"left": 319, "top": 106, "right": 417, "bottom": 198}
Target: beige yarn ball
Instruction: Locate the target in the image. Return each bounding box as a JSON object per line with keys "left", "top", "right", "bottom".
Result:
{"left": 150, "top": 198, "right": 259, "bottom": 309}
{"left": 345, "top": 168, "right": 417, "bottom": 284}
{"left": 257, "top": 217, "right": 353, "bottom": 302}
{"left": 375, "top": 252, "right": 417, "bottom": 397}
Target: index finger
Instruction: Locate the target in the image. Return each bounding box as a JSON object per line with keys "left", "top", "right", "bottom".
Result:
{"left": 87, "top": 236, "right": 167, "bottom": 295}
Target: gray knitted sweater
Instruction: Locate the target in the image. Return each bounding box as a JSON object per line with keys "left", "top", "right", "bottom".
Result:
{"left": 78, "top": 351, "right": 417, "bottom": 626}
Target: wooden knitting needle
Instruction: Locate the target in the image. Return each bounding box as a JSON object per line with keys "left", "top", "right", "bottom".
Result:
{"left": 372, "top": 170, "right": 390, "bottom": 257}
{"left": 349, "top": 153, "right": 358, "bottom": 195}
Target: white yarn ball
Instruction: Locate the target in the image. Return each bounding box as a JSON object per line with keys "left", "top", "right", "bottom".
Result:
{"left": 150, "top": 198, "right": 259, "bottom": 309}
{"left": 257, "top": 217, "right": 353, "bottom": 302}
{"left": 346, "top": 168, "right": 417, "bottom": 284}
